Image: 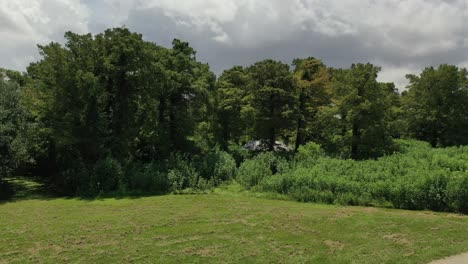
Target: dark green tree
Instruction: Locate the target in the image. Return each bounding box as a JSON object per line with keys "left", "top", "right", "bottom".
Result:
{"left": 292, "top": 57, "right": 332, "bottom": 151}
{"left": 246, "top": 60, "right": 295, "bottom": 151}
{"left": 216, "top": 66, "right": 249, "bottom": 149}
{"left": 26, "top": 28, "right": 216, "bottom": 193}
{"left": 0, "top": 69, "right": 30, "bottom": 179}
{"left": 403, "top": 65, "right": 468, "bottom": 147}
{"left": 329, "top": 63, "right": 396, "bottom": 159}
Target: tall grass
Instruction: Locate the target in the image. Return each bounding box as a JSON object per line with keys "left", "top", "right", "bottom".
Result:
{"left": 237, "top": 140, "right": 468, "bottom": 214}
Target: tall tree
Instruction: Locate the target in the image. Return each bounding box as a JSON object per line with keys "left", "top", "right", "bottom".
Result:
{"left": 0, "top": 69, "right": 30, "bottom": 179}
{"left": 331, "top": 63, "right": 395, "bottom": 159}
{"left": 246, "top": 60, "right": 295, "bottom": 150}
{"left": 157, "top": 39, "right": 216, "bottom": 155}
{"left": 403, "top": 65, "right": 468, "bottom": 147}
{"left": 94, "top": 28, "right": 147, "bottom": 159}
{"left": 292, "top": 57, "right": 332, "bottom": 150}
{"left": 216, "top": 66, "right": 249, "bottom": 149}
{"left": 26, "top": 28, "right": 216, "bottom": 193}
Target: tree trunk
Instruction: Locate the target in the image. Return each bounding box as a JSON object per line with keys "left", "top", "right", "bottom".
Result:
{"left": 269, "top": 127, "right": 275, "bottom": 151}
{"left": 221, "top": 119, "right": 230, "bottom": 151}
{"left": 351, "top": 122, "right": 360, "bottom": 159}
{"left": 169, "top": 96, "right": 177, "bottom": 151}
{"left": 269, "top": 95, "right": 276, "bottom": 151}
{"left": 158, "top": 96, "right": 166, "bottom": 125}
{"left": 430, "top": 126, "right": 438, "bottom": 148}
{"left": 295, "top": 93, "right": 306, "bottom": 151}
{"left": 294, "top": 119, "right": 303, "bottom": 151}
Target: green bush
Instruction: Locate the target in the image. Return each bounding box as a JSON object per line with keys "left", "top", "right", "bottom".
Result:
{"left": 167, "top": 155, "right": 199, "bottom": 192}
{"left": 257, "top": 173, "right": 295, "bottom": 194}
{"left": 199, "top": 150, "right": 237, "bottom": 184}
{"left": 289, "top": 187, "right": 334, "bottom": 204}
{"left": 227, "top": 142, "right": 251, "bottom": 165}
{"left": 0, "top": 179, "right": 14, "bottom": 200}
{"left": 91, "top": 157, "right": 124, "bottom": 194}
{"left": 55, "top": 153, "right": 90, "bottom": 195}
{"left": 295, "top": 142, "right": 325, "bottom": 168}
{"left": 124, "top": 161, "right": 169, "bottom": 193}
{"left": 446, "top": 173, "right": 468, "bottom": 213}
{"left": 237, "top": 152, "right": 279, "bottom": 189}
{"left": 244, "top": 141, "right": 468, "bottom": 214}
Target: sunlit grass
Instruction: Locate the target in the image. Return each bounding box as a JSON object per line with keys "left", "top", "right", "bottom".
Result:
{"left": 1, "top": 189, "right": 467, "bottom": 263}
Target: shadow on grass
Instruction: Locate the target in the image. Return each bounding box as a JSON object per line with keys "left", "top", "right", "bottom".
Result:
{"left": 0, "top": 176, "right": 60, "bottom": 204}
{"left": 0, "top": 176, "right": 208, "bottom": 204}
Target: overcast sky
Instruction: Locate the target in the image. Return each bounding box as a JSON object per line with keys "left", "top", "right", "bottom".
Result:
{"left": 1, "top": 0, "right": 468, "bottom": 89}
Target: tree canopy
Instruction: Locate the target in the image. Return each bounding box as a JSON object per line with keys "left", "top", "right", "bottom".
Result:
{"left": 2, "top": 27, "right": 468, "bottom": 195}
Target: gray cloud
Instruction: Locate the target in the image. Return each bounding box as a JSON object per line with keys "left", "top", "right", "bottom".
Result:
{"left": 1, "top": 0, "right": 468, "bottom": 89}
{"left": 0, "top": 0, "right": 89, "bottom": 70}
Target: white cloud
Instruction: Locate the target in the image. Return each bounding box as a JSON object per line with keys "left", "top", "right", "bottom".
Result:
{"left": 0, "top": 0, "right": 89, "bottom": 70}
{"left": 377, "top": 64, "right": 420, "bottom": 90}
{"left": 125, "top": 0, "right": 467, "bottom": 55}
{"left": 1, "top": 0, "right": 468, "bottom": 87}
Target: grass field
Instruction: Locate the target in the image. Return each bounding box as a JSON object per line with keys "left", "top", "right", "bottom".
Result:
{"left": 1, "top": 181, "right": 468, "bottom": 263}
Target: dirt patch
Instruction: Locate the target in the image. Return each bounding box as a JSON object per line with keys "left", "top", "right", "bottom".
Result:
{"left": 361, "top": 207, "right": 379, "bottom": 213}
{"left": 178, "top": 245, "right": 220, "bottom": 257}
{"left": 383, "top": 233, "right": 411, "bottom": 245}
{"left": 334, "top": 210, "right": 354, "bottom": 218}
{"left": 323, "top": 240, "right": 345, "bottom": 252}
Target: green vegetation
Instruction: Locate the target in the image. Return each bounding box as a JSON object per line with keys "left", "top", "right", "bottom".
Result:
{"left": 404, "top": 65, "right": 468, "bottom": 147}
{"left": 0, "top": 69, "right": 31, "bottom": 181}
{"left": 1, "top": 27, "right": 468, "bottom": 219}
{"left": 242, "top": 140, "right": 468, "bottom": 214}
{"left": 1, "top": 183, "right": 468, "bottom": 263}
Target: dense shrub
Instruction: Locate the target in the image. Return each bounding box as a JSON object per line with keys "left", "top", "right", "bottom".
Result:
{"left": 0, "top": 180, "right": 14, "bottom": 200}
{"left": 245, "top": 140, "right": 468, "bottom": 214}
{"left": 29, "top": 138, "right": 468, "bottom": 214}
{"left": 124, "top": 161, "right": 169, "bottom": 193}
{"left": 91, "top": 157, "right": 124, "bottom": 194}
{"left": 227, "top": 142, "right": 251, "bottom": 166}
{"left": 237, "top": 152, "right": 289, "bottom": 189}
{"left": 54, "top": 153, "right": 90, "bottom": 195}
{"left": 447, "top": 174, "right": 468, "bottom": 213}
{"left": 295, "top": 142, "right": 325, "bottom": 167}
{"left": 167, "top": 155, "right": 199, "bottom": 192}
{"left": 199, "top": 150, "right": 237, "bottom": 184}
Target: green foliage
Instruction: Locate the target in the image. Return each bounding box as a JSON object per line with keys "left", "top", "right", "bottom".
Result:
{"left": 322, "top": 64, "right": 398, "bottom": 159}
{"left": 247, "top": 140, "right": 468, "bottom": 214}
{"left": 237, "top": 152, "right": 290, "bottom": 189}
{"left": 91, "top": 157, "right": 124, "bottom": 194}
{"left": 199, "top": 150, "right": 237, "bottom": 184}
{"left": 447, "top": 175, "right": 468, "bottom": 213}
{"left": 0, "top": 69, "right": 31, "bottom": 179}
{"left": 403, "top": 65, "right": 468, "bottom": 147}
{"left": 3, "top": 26, "right": 468, "bottom": 211}
{"left": 246, "top": 60, "right": 296, "bottom": 150}
{"left": 292, "top": 57, "right": 332, "bottom": 150}
{"left": 124, "top": 162, "right": 168, "bottom": 193}
{"left": 237, "top": 153, "right": 275, "bottom": 189}
{"left": 167, "top": 154, "right": 212, "bottom": 192}
{"left": 226, "top": 141, "right": 251, "bottom": 165}
{"left": 167, "top": 166, "right": 198, "bottom": 192}
{"left": 25, "top": 28, "right": 215, "bottom": 193}
{"left": 216, "top": 66, "right": 249, "bottom": 148}
{"left": 295, "top": 142, "right": 325, "bottom": 167}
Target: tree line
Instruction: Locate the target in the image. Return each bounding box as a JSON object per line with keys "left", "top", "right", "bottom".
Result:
{"left": 1, "top": 28, "right": 467, "bottom": 195}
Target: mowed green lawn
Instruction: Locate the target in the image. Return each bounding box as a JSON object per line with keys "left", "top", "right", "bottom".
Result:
{"left": 1, "top": 193, "right": 468, "bottom": 264}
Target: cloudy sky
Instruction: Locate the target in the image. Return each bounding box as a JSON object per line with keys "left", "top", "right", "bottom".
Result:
{"left": 1, "top": 0, "right": 467, "bottom": 89}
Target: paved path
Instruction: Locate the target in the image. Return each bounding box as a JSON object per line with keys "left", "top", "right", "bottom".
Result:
{"left": 429, "top": 252, "right": 468, "bottom": 264}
